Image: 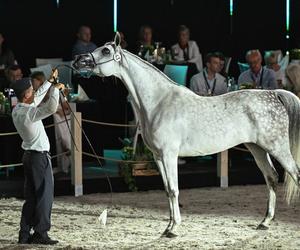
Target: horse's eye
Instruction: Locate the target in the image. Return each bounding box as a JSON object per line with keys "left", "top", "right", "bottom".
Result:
{"left": 102, "top": 48, "right": 110, "bottom": 56}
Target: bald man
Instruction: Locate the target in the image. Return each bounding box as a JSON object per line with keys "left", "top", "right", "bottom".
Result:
{"left": 238, "top": 50, "right": 277, "bottom": 89}
{"left": 71, "top": 25, "right": 97, "bottom": 59}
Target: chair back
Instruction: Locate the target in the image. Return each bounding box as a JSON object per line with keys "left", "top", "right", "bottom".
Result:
{"left": 163, "top": 64, "right": 188, "bottom": 86}
{"left": 237, "top": 62, "right": 250, "bottom": 73}
{"left": 36, "top": 58, "right": 63, "bottom": 67}
{"left": 279, "top": 54, "right": 290, "bottom": 69}
{"left": 224, "top": 57, "right": 232, "bottom": 74}
{"left": 30, "top": 64, "right": 53, "bottom": 79}
{"left": 103, "top": 149, "right": 123, "bottom": 168}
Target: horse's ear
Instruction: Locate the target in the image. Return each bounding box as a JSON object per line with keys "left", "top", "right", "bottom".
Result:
{"left": 114, "top": 32, "right": 121, "bottom": 47}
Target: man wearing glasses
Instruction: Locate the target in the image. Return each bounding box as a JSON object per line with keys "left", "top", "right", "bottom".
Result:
{"left": 238, "top": 49, "right": 277, "bottom": 89}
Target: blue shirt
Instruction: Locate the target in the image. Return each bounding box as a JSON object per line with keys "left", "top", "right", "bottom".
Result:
{"left": 238, "top": 67, "right": 278, "bottom": 89}
{"left": 72, "top": 40, "right": 97, "bottom": 59}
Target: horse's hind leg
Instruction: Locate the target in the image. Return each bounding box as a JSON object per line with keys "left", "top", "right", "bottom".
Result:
{"left": 245, "top": 143, "right": 279, "bottom": 230}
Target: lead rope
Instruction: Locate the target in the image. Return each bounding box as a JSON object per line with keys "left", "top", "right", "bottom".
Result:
{"left": 52, "top": 66, "right": 113, "bottom": 225}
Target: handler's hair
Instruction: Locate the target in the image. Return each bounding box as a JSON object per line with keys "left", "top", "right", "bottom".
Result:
{"left": 30, "top": 71, "right": 45, "bottom": 82}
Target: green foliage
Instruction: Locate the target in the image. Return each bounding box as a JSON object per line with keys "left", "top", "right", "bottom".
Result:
{"left": 119, "top": 138, "right": 157, "bottom": 191}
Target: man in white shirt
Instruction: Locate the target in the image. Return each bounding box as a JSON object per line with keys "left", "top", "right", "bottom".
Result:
{"left": 11, "top": 73, "right": 64, "bottom": 245}
{"left": 190, "top": 52, "right": 227, "bottom": 96}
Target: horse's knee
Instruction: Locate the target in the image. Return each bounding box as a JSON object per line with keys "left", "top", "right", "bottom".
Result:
{"left": 169, "top": 189, "right": 179, "bottom": 198}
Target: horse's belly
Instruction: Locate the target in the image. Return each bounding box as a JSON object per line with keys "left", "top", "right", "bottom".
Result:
{"left": 178, "top": 129, "right": 252, "bottom": 157}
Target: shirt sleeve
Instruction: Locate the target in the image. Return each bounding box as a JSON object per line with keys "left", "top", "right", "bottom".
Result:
{"left": 28, "top": 86, "right": 59, "bottom": 122}
{"left": 188, "top": 41, "right": 201, "bottom": 63}
{"left": 34, "top": 80, "right": 52, "bottom": 106}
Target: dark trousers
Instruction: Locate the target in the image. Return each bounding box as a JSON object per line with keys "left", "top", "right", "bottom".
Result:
{"left": 19, "top": 151, "right": 54, "bottom": 238}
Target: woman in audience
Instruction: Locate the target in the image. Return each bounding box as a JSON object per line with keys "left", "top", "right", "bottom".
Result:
{"left": 171, "top": 25, "right": 203, "bottom": 72}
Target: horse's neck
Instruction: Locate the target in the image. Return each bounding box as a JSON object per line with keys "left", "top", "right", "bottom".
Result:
{"left": 119, "top": 52, "right": 171, "bottom": 119}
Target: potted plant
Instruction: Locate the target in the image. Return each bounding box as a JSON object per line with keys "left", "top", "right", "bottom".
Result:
{"left": 119, "top": 138, "right": 158, "bottom": 191}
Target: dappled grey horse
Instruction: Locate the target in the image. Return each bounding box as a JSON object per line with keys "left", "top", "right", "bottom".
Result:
{"left": 73, "top": 33, "right": 300, "bottom": 238}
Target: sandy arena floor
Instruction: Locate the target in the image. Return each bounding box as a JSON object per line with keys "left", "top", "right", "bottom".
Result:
{"left": 0, "top": 184, "right": 300, "bottom": 249}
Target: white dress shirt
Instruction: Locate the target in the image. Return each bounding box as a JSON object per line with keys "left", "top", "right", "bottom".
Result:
{"left": 12, "top": 81, "right": 59, "bottom": 152}
{"left": 190, "top": 68, "right": 227, "bottom": 96}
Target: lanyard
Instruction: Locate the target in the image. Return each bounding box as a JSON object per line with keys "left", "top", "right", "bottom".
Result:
{"left": 251, "top": 68, "right": 264, "bottom": 88}
{"left": 203, "top": 71, "right": 216, "bottom": 96}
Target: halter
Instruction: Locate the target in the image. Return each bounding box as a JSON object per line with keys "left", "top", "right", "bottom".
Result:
{"left": 90, "top": 42, "right": 122, "bottom": 67}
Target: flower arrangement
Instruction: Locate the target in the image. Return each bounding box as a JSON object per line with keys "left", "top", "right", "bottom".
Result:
{"left": 239, "top": 82, "right": 256, "bottom": 89}
{"left": 119, "top": 137, "right": 157, "bottom": 191}
{"left": 0, "top": 92, "right": 6, "bottom": 114}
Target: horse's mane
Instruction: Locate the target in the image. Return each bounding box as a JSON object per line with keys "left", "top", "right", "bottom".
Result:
{"left": 122, "top": 49, "right": 179, "bottom": 86}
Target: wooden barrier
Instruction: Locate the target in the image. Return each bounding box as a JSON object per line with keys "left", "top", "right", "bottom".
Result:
{"left": 71, "top": 112, "right": 83, "bottom": 196}
{"left": 217, "top": 150, "right": 228, "bottom": 188}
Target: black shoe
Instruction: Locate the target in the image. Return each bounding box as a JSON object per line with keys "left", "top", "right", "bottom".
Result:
{"left": 31, "top": 233, "right": 58, "bottom": 245}
{"left": 18, "top": 237, "right": 30, "bottom": 244}
{"left": 18, "top": 233, "right": 32, "bottom": 244}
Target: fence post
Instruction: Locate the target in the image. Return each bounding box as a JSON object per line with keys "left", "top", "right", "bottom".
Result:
{"left": 217, "top": 150, "right": 228, "bottom": 188}
{"left": 71, "top": 112, "right": 83, "bottom": 196}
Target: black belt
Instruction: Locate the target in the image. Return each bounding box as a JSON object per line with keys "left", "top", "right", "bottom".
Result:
{"left": 25, "top": 150, "right": 50, "bottom": 155}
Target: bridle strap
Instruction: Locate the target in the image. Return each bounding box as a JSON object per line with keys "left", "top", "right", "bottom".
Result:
{"left": 90, "top": 52, "right": 115, "bottom": 66}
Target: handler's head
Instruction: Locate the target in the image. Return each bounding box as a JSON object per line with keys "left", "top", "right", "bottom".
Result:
{"left": 11, "top": 77, "right": 34, "bottom": 103}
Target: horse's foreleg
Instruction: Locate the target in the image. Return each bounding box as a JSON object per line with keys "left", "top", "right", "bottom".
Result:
{"left": 160, "top": 154, "right": 181, "bottom": 238}
{"left": 245, "top": 143, "right": 278, "bottom": 229}
{"left": 155, "top": 158, "right": 174, "bottom": 236}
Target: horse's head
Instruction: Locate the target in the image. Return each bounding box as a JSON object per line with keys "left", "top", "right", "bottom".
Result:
{"left": 72, "top": 32, "right": 123, "bottom": 77}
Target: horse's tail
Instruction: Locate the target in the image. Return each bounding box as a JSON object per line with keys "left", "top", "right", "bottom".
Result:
{"left": 276, "top": 90, "right": 300, "bottom": 204}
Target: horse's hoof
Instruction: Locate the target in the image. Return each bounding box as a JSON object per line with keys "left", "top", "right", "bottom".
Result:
{"left": 164, "top": 232, "right": 177, "bottom": 238}
{"left": 256, "top": 224, "right": 269, "bottom": 230}
{"left": 161, "top": 230, "right": 169, "bottom": 236}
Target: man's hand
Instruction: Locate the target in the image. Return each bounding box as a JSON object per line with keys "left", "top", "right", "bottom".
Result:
{"left": 49, "top": 69, "right": 59, "bottom": 83}
{"left": 54, "top": 83, "right": 65, "bottom": 91}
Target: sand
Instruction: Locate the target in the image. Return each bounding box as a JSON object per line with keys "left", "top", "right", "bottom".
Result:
{"left": 0, "top": 184, "right": 300, "bottom": 250}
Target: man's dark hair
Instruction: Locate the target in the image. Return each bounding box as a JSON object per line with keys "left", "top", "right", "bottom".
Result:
{"left": 205, "top": 52, "right": 220, "bottom": 64}
{"left": 215, "top": 51, "right": 225, "bottom": 61}
{"left": 30, "top": 71, "right": 45, "bottom": 81}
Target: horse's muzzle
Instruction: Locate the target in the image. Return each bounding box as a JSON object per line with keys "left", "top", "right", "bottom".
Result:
{"left": 72, "top": 54, "right": 95, "bottom": 70}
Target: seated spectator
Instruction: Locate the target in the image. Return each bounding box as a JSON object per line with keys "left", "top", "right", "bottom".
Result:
{"left": 286, "top": 63, "right": 300, "bottom": 98}
{"left": 190, "top": 52, "right": 227, "bottom": 96}
{"left": 136, "top": 25, "right": 155, "bottom": 60}
{"left": 72, "top": 25, "right": 97, "bottom": 59}
{"left": 238, "top": 50, "right": 277, "bottom": 89}
{"left": 0, "top": 65, "right": 23, "bottom": 91}
{"left": 264, "top": 51, "right": 286, "bottom": 89}
{"left": 0, "top": 32, "right": 16, "bottom": 76}
{"left": 171, "top": 25, "right": 203, "bottom": 72}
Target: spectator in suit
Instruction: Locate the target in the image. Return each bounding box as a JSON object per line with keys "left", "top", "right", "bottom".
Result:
{"left": 190, "top": 52, "right": 227, "bottom": 96}
{"left": 238, "top": 50, "right": 277, "bottom": 89}
{"left": 71, "top": 25, "right": 97, "bottom": 59}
